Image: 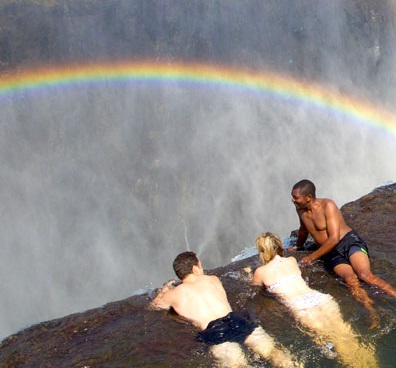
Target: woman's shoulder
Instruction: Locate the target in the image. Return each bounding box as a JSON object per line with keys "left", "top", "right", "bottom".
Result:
{"left": 283, "top": 256, "right": 302, "bottom": 274}
{"left": 253, "top": 264, "right": 267, "bottom": 275}
{"left": 252, "top": 264, "right": 268, "bottom": 285}
{"left": 277, "top": 256, "right": 300, "bottom": 271}
{"left": 283, "top": 255, "right": 298, "bottom": 264}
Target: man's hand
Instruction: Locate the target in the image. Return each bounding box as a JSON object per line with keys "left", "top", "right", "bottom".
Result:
{"left": 148, "top": 279, "right": 179, "bottom": 310}
{"left": 300, "top": 255, "right": 314, "bottom": 266}
{"left": 156, "top": 279, "right": 178, "bottom": 297}
{"left": 287, "top": 246, "right": 305, "bottom": 252}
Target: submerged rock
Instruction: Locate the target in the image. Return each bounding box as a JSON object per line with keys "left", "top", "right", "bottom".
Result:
{"left": 1, "top": 183, "right": 396, "bottom": 367}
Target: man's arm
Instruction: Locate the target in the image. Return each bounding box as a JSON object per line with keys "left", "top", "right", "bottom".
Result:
{"left": 149, "top": 280, "right": 177, "bottom": 310}
{"left": 295, "top": 220, "right": 309, "bottom": 250}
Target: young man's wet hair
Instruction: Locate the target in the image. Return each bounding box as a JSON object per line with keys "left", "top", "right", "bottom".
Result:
{"left": 173, "top": 251, "right": 199, "bottom": 280}
{"left": 293, "top": 179, "right": 316, "bottom": 197}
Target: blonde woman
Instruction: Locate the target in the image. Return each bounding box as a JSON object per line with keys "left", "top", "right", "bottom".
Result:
{"left": 248, "top": 232, "right": 378, "bottom": 368}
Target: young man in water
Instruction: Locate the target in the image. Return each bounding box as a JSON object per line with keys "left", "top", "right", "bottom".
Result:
{"left": 150, "top": 251, "right": 299, "bottom": 368}
{"left": 291, "top": 179, "right": 396, "bottom": 326}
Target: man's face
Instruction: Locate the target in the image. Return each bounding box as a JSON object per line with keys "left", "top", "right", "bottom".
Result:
{"left": 291, "top": 188, "right": 310, "bottom": 210}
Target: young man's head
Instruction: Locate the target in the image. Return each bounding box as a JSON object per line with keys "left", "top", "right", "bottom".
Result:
{"left": 173, "top": 251, "right": 200, "bottom": 280}
{"left": 291, "top": 180, "right": 316, "bottom": 210}
{"left": 292, "top": 179, "right": 316, "bottom": 198}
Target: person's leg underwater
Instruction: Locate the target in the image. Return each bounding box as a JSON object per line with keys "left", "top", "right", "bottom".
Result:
{"left": 349, "top": 252, "right": 396, "bottom": 297}
{"left": 333, "top": 262, "right": 379, "bottom": 328}
{"left": 244, "top": 326, "right": 300, "bottom": 368}
{"left": 210, "top": 342, "right": 248, "bottom": 368}
{"left": 296, "top": 301, "right": 378, "bottom": 368}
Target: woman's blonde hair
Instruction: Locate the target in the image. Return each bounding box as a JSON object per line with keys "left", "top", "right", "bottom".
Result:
{"left": 255, "top": 232, "right": 284, "bottom": 264}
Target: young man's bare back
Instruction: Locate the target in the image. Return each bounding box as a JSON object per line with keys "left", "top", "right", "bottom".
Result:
{"left": 153, "top": 271, "right": 232, "bottom": 330}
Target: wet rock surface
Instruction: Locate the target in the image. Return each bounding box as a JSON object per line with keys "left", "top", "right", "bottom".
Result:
{"left": 341, "top": 183, "right": 396, "bottom": 264}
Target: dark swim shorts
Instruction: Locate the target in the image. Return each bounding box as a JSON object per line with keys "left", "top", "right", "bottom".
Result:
{"left": 197, "top": 311, "right": 258, "bottom": 345}
{"left": 321, "top": 230, "right": 369, "bottom": 270}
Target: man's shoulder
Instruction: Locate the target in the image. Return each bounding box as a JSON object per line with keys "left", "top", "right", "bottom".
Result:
{"left": 203, "top": 274, "right": 221, "bottom": 283}
{"left": 198, "top": 274, "right": 224, "bottom": 289}
{"left": 316, "top": 197, "right": 338, "bottom": 209}
{"left": 320, "top": 198, "right": 341, "bottom": 212}
{"left": 319, "top": 197, "right": 336, "bottom": 203}
{"left": 185, "top": 274, "right": 221, "bottom": 286}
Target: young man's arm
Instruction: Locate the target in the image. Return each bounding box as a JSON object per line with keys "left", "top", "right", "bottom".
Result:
{"left": 149, "top": 280, "right": 177, "bottom": 310}
{"left": 295, "top": 219, "right": 309, "bottom": 250}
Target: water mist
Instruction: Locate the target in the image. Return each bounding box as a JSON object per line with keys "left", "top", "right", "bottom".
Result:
{"left": 0, "top": 0, "right": 396, "bottom": 341}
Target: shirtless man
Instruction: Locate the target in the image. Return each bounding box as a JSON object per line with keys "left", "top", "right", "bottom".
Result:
{"left": 150, "top": 251, "right": 299, "bottom": 368}
{"left": 291, "top": 179, "right": 396, "bottom": 325}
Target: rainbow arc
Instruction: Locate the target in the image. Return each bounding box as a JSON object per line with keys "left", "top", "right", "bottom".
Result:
{"left": 1, "top": 61, "right": 395, "bottom": 136}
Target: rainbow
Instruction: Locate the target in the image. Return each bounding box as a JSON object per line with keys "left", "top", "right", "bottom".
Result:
{"left": 1, "top": 61, "right": 396, "bottom": 136}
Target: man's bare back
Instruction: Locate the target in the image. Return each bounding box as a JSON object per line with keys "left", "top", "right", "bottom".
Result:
{"left": 153, "top": 271, "right": 232, "bottom": 329}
